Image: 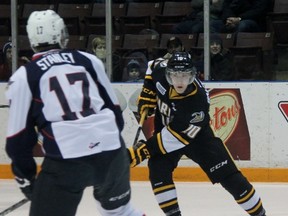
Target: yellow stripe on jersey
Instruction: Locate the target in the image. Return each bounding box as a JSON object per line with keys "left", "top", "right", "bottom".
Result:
{"left": 157, "top": 133, "right": 167, "bottom": 154}
{"left": 138, "top": 96, "right": 157, "bottom": 103}
{"left": 167, "top": 126, "right": 189, "bottom": 145}
{"left": 145, "top": 75, "right": 152, "bottom": 80}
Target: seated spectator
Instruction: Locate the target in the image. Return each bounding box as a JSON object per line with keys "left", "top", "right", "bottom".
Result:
{"left": 221, "top": 0, "right": 270, "bottom": 33}
{"left": 92, "top": 36, "right": 107, "bottom": 63}
{"left": 148, "top": 36, "right": 184, "bottom": 75}
{"left": 173, "top": 0, "right": 225, "bottom": 34}
{"left": 91, "top": 36, "right": 122, "bottom": 82}
{"left": 164, "top": 36, "right": 185, "bottom": 59}
{"left": 192, "top": 34, "right": 235, "bottom": 80}
{"left": 209, "top": 34, "right": 234, "bottom": 80}
{"left": 123, "top": 59, "right": 144, "bottom": 83}
{"left": 0, "top": 42, "right": 30, "bottom": 81}
{"left": 121, "top": 49, "right": 148, "bottom": 80}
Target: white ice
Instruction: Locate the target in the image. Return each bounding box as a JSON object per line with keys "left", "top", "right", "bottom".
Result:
{"left": 1, "top": 180, "right": 287, "bottom": 216}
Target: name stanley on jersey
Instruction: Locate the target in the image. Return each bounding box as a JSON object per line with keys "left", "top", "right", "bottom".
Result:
{"left": 37, "top": 53, "right": 75, "bottom": 70}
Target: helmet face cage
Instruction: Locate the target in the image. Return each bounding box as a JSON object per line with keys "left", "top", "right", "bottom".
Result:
{"left": 26, "top": 10, "right": 69, "bottom": 52}
{"left": 165, "top": 51, "right": 197, "bottom": 85}
{"left": 166, "top": 68, "right": 196, "bottom": 85}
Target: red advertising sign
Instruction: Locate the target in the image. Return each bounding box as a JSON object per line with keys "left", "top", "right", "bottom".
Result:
{"left": 129, "top": 88, "right": 251, "bottom": 160}
{"left": 278, "top": 101, "right": 288, "bottom": 122}
{"left": 209, "top": 88, "right": 250, "bottom": 160}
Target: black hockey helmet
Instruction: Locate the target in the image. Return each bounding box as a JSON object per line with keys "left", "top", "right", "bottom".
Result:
{"left": 166, "top": 51, "right": 197, "bottom": 85}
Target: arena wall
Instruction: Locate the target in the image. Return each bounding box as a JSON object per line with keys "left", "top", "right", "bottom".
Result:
{"left": 1, "top": 82, "right": 288, "bottom": 181}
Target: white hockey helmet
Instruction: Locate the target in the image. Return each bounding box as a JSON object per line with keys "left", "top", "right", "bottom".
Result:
{"left": 26, "top": 10, "right": 69, "bottom": 52}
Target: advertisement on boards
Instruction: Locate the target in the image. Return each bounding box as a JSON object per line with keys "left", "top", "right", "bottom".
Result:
{"left": 1, "top": 82, "right": 288, "bottom": 167}
{"left": 121, "top": 85, "right": 250, "bottom": 160}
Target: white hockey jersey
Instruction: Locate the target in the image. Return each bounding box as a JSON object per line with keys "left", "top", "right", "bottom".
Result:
{"left": 6, "top": 49, "right": 124, "bottom": 167}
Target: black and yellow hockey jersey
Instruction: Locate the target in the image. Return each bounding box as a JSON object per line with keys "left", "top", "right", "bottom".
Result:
{"left": 140, "top": 59, "right": 211, "bottom": 154}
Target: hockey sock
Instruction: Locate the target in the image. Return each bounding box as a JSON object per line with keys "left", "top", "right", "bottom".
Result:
{"left": 96, "top": 200, "right": 145, "bottom": 216}
{"left": 152, "top": 183, "right": 181, "bottom": 216}
{"left": 220, "top": 172, "right": 266, "bottom": 216}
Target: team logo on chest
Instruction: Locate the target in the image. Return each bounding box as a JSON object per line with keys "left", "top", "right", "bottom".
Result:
{"left": 190, "top": 111, "right": 205, "bottom": 123}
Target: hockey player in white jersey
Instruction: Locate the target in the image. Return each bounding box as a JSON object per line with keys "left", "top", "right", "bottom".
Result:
{"left": 5, "top": 10, "right": 145, "bottom": 216}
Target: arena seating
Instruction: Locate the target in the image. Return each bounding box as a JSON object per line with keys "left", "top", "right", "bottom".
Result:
{"left": 2, "top": 1, "right": 286, "bottom": 81}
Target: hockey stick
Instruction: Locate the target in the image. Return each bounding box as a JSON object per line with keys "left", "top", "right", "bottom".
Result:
{"left": 0, "top": 105, "right": 9, "bottom": 108}
{"left": 132, "top": 109, "right": 148, "bottom": 146}
{"left": 0, "top": 198, "right": 29, "bottom": 216}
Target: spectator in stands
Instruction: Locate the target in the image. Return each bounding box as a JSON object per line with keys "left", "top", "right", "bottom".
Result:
{"left": 123, "top": 59, "right": 144, "bottom": 83}
{"left": 221, "top": 0, "right": 270, "bottom": 33}
{"left": 172, "top": 0, "right": 225, "bottom": 34}
{"left": 92, "top": 36, "right": 107, "bottom": 63}
{"left": 152, "top": 36, "right": 184, "bottom": 67}
{"left": 193, "top": 34, "right": 235, "bottom": 80}
{"left": 144, "top": 36, "right": 185, "bottom": 83}
{"left": 210, "top": 34, "right": 234, "bottom": 80}
{"left": 164, "top": 36, "right": 185, "bottom": 59}
{"left": 0, "top": 42, "right": 30, "bottom": 81}
{"left": 91, "top": 36, "right": 122, "bottom": 82}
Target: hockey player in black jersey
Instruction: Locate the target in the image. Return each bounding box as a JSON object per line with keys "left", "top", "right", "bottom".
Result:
{"left": 5, "top": 10, "right": 144, "bottom": 216}
{"left": 128, "top": 51, "right": 267, "bottom": 216}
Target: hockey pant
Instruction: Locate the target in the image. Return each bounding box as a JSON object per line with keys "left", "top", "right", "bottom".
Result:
{"left": 29, "top": 144, "right": 144, "bottom": 216}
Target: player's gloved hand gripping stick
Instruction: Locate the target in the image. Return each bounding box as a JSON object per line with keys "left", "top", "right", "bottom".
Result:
{"left": 129, "top": 109, "right": 151, "bottom": 167}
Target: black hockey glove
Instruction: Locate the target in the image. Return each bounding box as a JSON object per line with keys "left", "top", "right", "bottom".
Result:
{"left": 128, "top": 140, "right": 151, "bottom": 168}
{"left": 15, "top": 176, "right": 35, "bottom": 200}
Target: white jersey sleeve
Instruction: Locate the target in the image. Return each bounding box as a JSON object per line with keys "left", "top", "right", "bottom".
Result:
{"left": 6, "top": 66, "right": 33, "bottom": 138}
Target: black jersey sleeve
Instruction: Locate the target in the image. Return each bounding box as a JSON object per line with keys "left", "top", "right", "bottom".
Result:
{"left": 6, "top": 120, "right": 38, "bottom": 181}
{"left": 138, "top": 59, "right": 168, "bottom": 116}
{"left": 137, "top": 73, "right": 157, "bottom": 116}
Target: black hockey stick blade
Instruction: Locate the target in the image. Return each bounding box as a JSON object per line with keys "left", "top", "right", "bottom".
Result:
{"left": 0, "top": 198, "right": 29, "bottom": 216}
{"left": 132, "top": 109, "right": 148, "bottom": 146}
